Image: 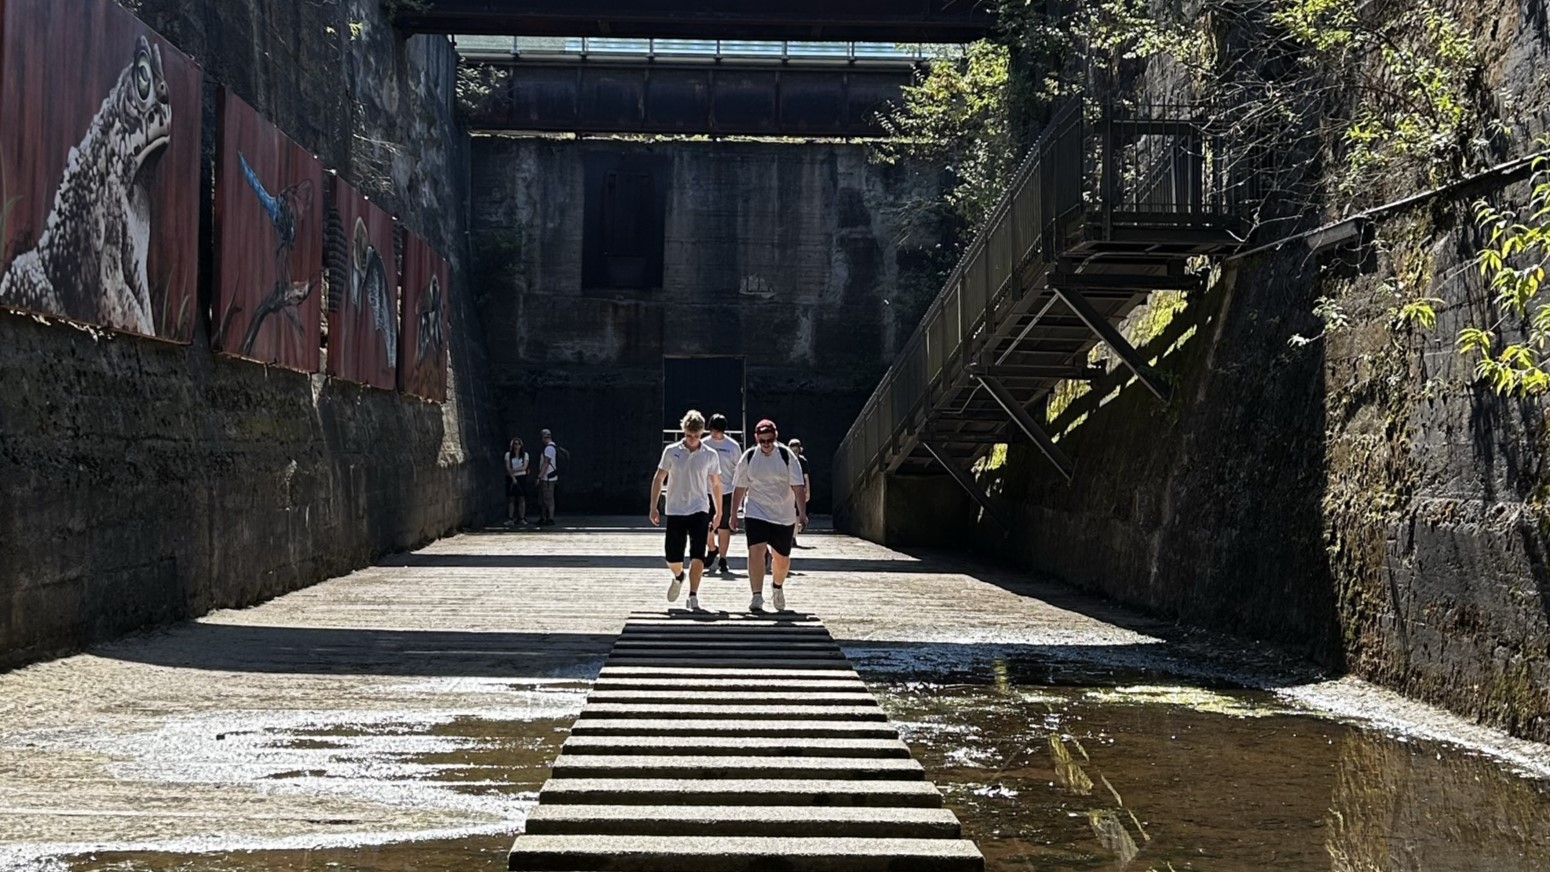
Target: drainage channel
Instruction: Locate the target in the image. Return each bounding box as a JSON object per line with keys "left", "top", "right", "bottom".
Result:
{"left": 507, "top": 611, "right": 984, "bottom": 872}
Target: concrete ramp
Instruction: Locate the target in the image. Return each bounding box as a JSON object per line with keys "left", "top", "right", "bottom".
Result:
{"left": 509, "top": 610, "right": 983, "bottom": 871}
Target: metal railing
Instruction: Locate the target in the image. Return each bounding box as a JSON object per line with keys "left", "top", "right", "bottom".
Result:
{"left": 832, "top": 96, "right": 1243, "bottom": 509}
{"left": 457, "top": 35, "right": 939, "bottom": 64}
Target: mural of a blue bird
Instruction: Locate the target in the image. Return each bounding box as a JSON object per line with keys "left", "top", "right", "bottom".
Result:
{"left": 235, "top": 151, "right": 315, "bottom": 356}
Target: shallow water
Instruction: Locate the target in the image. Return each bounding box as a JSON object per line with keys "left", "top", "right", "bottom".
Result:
{"left": 49, "top": 648, "right": 1550, "bottom": 872}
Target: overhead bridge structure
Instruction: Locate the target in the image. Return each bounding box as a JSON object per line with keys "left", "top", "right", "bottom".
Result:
{"left": 832, "top": 98, "right": 1251, "bottom": 529}
{"left": 460, "top": 54, "right": 919, "bottom": 138}
{"left": 397, "top": 1, "right": 996, "bottom": 42}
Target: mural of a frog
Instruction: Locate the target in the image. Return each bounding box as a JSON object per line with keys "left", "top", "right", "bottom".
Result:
{"left": 0, "top": 35, "right": 173, "bottom": 335}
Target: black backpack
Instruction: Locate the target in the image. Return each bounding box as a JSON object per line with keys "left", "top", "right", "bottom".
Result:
{"left": 741, "top": 445, "right": 792, "bottom": 467}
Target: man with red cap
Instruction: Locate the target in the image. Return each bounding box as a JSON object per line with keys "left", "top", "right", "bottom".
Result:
{"left": 730, "top": 418, "right": 808, "bottom": 611}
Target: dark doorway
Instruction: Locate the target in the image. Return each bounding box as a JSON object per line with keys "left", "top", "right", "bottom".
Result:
{"left": 663, "top": 356, "right": 744, "bottom": 443}
{"left": 582, "top": 152, "right": 669, "bottom": 291}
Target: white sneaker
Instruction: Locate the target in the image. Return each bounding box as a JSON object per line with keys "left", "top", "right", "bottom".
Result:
{"left": 667, "top": 574, "right": 683, "bottom": 602}
{"left": 686, "top": 594, "right": 700, "bottom": 611}
{"left": 749, "top": 593, "right": 764, "bottom": 611}
{"left": 772, "top": 587, "right": 785, "bottom": 611}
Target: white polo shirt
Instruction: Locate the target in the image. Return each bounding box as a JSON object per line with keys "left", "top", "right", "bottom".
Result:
{"left": 732, "top": 443, "right": 805, "bottom": 526}
{"left": 707, "top": 434, "right": 742, "bottom": 495}
{"left": 658, "top": 440, "right": 720, "bottom": 517}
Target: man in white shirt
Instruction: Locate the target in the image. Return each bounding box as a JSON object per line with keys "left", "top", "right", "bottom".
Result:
{"left": 537, "top": 428, "right": 560, "bottom": 527}
{"left": 649, "top": 410, "right": 724, "bottom": 611}
{"left": 730, "top": 418, "right": 807, "bottom": 611}
{"left": 703, "top": 413, "right": 742, "bottom": 575}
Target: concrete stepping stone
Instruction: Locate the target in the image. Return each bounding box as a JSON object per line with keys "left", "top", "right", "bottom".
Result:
{"left": 511, "top": 613, "right": 980, "bottom": 871}
{"left": 549, "top": 754, "right": 925, "bottom": 781}
{"left": 577, "top": 703, "right": 887, "bottom": 721}
{"left": 591, "top": 677, "right": 868, "bottom": 692}
{"left": 586, "top": 690, "right": 877, "bottom": 705}
{"left": 537, "top": 777, "right": 946, "bottom": 808}
{"left": 569, "top": 718, "right": 903, "bottom": 739}
{"left": 507, "top": 835, "right": 983, "bottom": 872}
{"left": 560, "top": 736, "right": 913, "bottom": 759}
{"left": 523, "top": 805, "right": 964, "bottom": 838}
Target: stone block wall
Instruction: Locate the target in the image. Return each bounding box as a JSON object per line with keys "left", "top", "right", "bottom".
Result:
{"left": 0, "top": 0, "right": 503, "bottom": 670}
{"left": 469, "top": 136, "right": 947, "bottom": 512}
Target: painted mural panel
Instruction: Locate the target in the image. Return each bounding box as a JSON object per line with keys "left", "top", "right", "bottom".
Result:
{"left": 398, "top": 231, "right": 450, "bottom": 402}
{"left": 326, "top": 176, "right": 398, "bottom": 389}
{"left": 0, "top": 0, "right": 201, "bottom": 340}
{"left": 213, "top": 89, "right": 324, "bottom": 371}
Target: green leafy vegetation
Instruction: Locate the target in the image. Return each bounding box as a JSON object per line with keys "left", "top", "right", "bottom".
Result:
{"left": 1464, "top": 157, "right": 1550, "bottom": 395}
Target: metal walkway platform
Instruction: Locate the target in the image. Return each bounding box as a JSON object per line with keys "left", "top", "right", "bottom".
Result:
{"left": 834, "top": 98, "right": 1252, "bottom": 522}
{"left": 508, "top": 610, "right": 983, "bottom": 871}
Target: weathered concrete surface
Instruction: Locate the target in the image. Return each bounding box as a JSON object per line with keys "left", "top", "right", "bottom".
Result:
{"left": 0, "top": 0, "right": 504, "bottom": 671}
{"left": 2, "top": 520, "right": 1547, "bottom": 870}
{"left": 469, "top": 138, "right": 951, "bottom": 512}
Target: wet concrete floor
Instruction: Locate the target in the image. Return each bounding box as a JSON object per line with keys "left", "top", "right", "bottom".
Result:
{"left": 3, "top": 518, "right": 1549, "bottom": 871}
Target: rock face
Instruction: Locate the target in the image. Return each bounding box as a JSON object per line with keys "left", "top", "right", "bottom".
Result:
{"left": 469, "top": 137, "right": 948, "bottom": 512}
{"left": 0, "top": 0, "right": 504, "bottom": 670}
{"left": 952, "top": 7, "right": 1550, "bottom": 742}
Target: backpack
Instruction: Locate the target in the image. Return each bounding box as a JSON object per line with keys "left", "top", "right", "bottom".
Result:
{"left": 741, "top": 445, "right": 791, "bottom": 468}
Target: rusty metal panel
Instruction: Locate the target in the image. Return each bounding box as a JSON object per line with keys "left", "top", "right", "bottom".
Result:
{"left": 0, "top": 0, "right": 202, "bottom": 341}
{"left": 710, "top": 68, "right": 778, "bottom": 134}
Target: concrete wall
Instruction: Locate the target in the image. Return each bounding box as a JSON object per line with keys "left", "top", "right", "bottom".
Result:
{"left": 836, "top": 472, "right": 977, "bottom": 549}
{"left": 469, "top": 137, "right": 947, "bottom": 512}
{"left": 0, "top": 0, "right": 503, "bottom": 670}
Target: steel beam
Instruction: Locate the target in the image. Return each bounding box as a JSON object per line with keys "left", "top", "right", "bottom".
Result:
{"left": 402, "top": 1, "right": 996, "bottom": 42}
{"left": 975, "top": 364, "right": 1104, "bottom": 381}
{"left": 1050, "top": 271, "right": 1203, "bottom": 293}
{"left": 465, "top": 58, "right": 913, "bottom": 137}
{"left": 921, "top": 442, "right": 1011, "bottom": 532}
{"left": 1051, "top": 286, "right": 1173, "bottom": 402}
{"left": 970, "top": 372, "right": 1074, "bottom": 482}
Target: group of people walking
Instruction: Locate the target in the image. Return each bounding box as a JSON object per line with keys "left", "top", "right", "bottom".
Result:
{"left": 652, "top": 411, "right": 811, "bottom": 612}
{"left": 503, "top": 429, "right": 561, "bottom": 527}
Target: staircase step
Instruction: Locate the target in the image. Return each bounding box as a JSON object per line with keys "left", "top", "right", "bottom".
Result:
{"left": 608, "top": 647, "right": 846, "bottom": 660}
{"left": 613, "top": 639, "right": 842, "bottom": 651}
{"left": 569, "top": 719, "right": 900, "bottom": 739}
{"left": 507, "top": 834, "right": 983, "bottom": 872}
{"left": 550, "top": 754, "right": 925, "bottom": 781}
{"left": 522, "top": 804, "right": 962, "bottom": 838}
{"left": 577, "top": 704, "right": 885, "bottom": 721}
{"left": 592, "top": 677, "right": 867, "bottom": 692}
{"left": 597, "top": 657, "right": 854, "bottom": 669}
{"left": 560, "top": 736, "right": 913, "bottom": 759}
{"left": 598, "top": 666, "right": 860, "bottom": 680}
{"left": 538, "top": 778, "right": 945, "bottom": 808}
{"left": 586, "top": 690, "right": 876, "bottom": 706}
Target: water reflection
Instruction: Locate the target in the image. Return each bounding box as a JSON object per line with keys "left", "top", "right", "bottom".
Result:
{"left": 861, "top": 652, "right": 1550, "bottom": 872}
{"left": 48, "top": 649, "right": 1550, "bottom": 872}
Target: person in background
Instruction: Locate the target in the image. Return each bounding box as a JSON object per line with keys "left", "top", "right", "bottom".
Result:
{"left": 703, "top": 413, "right": 742, "bottom": 574}
{"left": 788, "top": 437, "right": 812, "bottom": 548}
{"left": 504, "top": 437, "right": 530, "bottom": 528}
{"left": 537, "top": 428, "right": 560, "bottom": 527}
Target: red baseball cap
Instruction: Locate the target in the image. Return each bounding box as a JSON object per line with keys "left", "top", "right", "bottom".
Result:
{"left": 754, "top": 418, "right": 778, "bottom": 435}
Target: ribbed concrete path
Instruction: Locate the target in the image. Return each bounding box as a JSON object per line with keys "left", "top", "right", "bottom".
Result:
{"left": 508, "top": 611, "right": 984, "bottom": 872}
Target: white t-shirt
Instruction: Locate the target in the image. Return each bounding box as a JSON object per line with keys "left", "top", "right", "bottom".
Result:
{"left": 541, "top": 444, "right": 559, "bottom": 480}
{"left": 706, "top": 434, "right": 742, "bottom": 495}
{"left": 658, "top": 440, "right": 721, "bottom": 517}
{"left": 505, "top": 451, "right": 529, "bottom": 477}
{"left": 732, "top": 443, "right": 806, "bottom": 526}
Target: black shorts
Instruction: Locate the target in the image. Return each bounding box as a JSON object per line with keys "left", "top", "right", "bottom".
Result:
{"left": 744, "top": 517, "right": 795, "bottom": 557}
{"left": 507, "top": 477, "right": 528, "bottom": 499}
{"left": 665, "top": 512, "right": 712, "bottom": 564}
{"left": 715, "top": 493, "right": 733, "bottom": 530}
